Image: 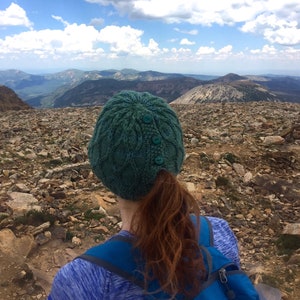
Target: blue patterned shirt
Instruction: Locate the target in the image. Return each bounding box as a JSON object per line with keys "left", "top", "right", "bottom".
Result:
{"left": 48, "top": 217, "right": 240, "bottom": 299}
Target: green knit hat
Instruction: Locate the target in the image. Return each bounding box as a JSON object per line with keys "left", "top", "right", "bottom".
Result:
{"left": 88, "top": 90, "right": 185, "bottom": 200}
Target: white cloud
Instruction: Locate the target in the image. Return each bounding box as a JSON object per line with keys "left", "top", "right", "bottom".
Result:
{"left": 180, "top": 38, "right": 195, "bottom": 45}
{"left": 0, "top": 22, "right": 102, "bottom": 56}
{"left": 0, "top": 21, "right": 161, "bottom": 62}
{"left": 261, "top": 45, "right": 277, "bottom": 54}
{"left": 52, "top": 15, "right": 70, "bottom": 27}
{"left": 90, "top": 18, "right": 105, "bottom": 26}
{"left": 250, "top": 44, "right": 277, "bottom": 55}
{"left": 195, "top": 45, "right": 233, "bottom": 60}
{"left": 264, "top": 26, "right": 300, "bottom": 45}
{"left": 215, "top": 45, "right": 233, "bottom": 60}
{"left": 166, "top": 47, "right": 192, "bottom": 63}
{"left": 171, "top": 47, "right": 192, "bottom": 54}
{"left": 83, "top": 0, "right": 265, "bottom": 24}
{"left": 241, "top": 11, "right": 300, "bottom": 45}
{"left": 218, "top": 45, "right": 233, "bottom": 54}
{"left": 196, "top": 46, "right": 216, "bottom": 55}
{"left": 98, "top": 25, "right": 160, "bottom": 56}
{"left": 86, "top": 0, "right": 300, "bottom": 46}
{"left": 247, "top": 44, "right": 300, "bottom": 67}
{"left": 174, "top": 28, "right": 198, "bottom": 35}
{"left": 0, "top": 3, "right": 33, "bottom": 28}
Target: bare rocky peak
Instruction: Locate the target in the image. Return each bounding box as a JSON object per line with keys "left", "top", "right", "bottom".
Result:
{"left": 173, "top": 84, "right": 243, "bottom": 103}
{"left": 173, "top": 80, "right": 280, "bottom": 104}
{"left": 210, "top": 72, "right": 247, "bottom": 83}
{"left": 0, "top": 85, "right": 32, "bottom": 112}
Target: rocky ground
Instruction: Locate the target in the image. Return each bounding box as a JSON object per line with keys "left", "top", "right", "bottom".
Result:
{"left": 0, "top": 101, "right": 299, "bottom": 299}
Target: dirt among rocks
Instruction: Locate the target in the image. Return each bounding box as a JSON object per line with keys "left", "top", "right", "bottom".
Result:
{"left": 0, "top": 101, "right": 299, "bottom": 299}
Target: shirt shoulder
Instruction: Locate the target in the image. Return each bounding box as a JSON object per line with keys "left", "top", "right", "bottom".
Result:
{"left": 48, "top": 232, "right": 144, "bottom": 300}
{"left": 206, "top": 216, "right": 240, "bottom": 267}
{"left": 48, "top": 257, "right": 107, "bottom": 300}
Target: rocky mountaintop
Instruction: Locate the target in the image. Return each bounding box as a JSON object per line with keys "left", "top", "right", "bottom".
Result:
{"left": 0, "top": 85, "right": 32, "bottom": 112}
{"left": 0, "top": 102, "right": 299, "bottom": 299}
{"left": 210, "top": 73, "right": 247, "bottom": 83}
{"left": 173, "top": 80, "right": 279, "bottom": 104}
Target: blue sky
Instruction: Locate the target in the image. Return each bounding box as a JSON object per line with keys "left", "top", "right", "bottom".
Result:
{"left": 0, "top": 0, "right": 299, "bottom": 75}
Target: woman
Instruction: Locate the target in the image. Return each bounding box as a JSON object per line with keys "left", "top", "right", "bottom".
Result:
{"left": 48, "top": 91, "right": 244, "bottom": 299}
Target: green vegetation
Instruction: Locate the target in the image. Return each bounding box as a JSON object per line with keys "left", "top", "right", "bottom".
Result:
{"left": 215, "top": 176, "right": 231, "bottom": 188}
{"left": 276, "top": 234, "right": 300, "bottom": 258}
{"left": 65, "top": 230, "right": 74, "bottom": 241}
{"left": 215, "top": 176, "right": 242, "bottom": 202}
{"left": 84, "top": 208, "right": 105, "bottom": 221}
{"left": 43, "top": 158, "right": 63, "bottom": 168}
{"left": 14, "top": 209, "right": 55, "bottom": 226}
{"left": 222, "top": 152, "right": 240, "bottom": 164}
{"left": 199, "top": 152, "right": 215, "bottom": 170}
{"left": 225, "top": 190, "right": 240, "bottom": 202}
{"left": 0, "top": 213, "right": 9, "bottom": 223}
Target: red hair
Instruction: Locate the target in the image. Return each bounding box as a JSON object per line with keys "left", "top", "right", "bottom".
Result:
{"left": 132, "top": 170, "right": 206, "bottom": 298}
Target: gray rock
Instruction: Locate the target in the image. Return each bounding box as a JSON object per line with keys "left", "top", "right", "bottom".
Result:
{"left": 7, "top": 192, "right": 41, "bottom": 216}
{"left": 232, "top": 163, "right": 246, "bottom": 176}
{"left": 282, "top": 223, "right": 300, "bottom": 236}
{"left": 262, "top": 136, "right": 285, "bottom": 145}
{"left": 0, "top": 229, "right": 36, "bottom": 262}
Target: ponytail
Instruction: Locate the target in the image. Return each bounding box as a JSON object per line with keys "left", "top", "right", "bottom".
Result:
{"left": 132, "top": 170, "right": 206, "bottom": 298}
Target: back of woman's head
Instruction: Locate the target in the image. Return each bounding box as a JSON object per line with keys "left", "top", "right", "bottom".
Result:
{"left": 88, "top": 90, "right": 185, "bottom": 201}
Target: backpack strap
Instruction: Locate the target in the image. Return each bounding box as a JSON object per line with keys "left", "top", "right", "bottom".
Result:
{"left": 77, "top": 235, "right": 145, "bottom": 289}
{"left": 191, "top": 215, "right": 214, "bottom": 276}
{"left": 190, "top": 215, "right": 214, "bottom": 247}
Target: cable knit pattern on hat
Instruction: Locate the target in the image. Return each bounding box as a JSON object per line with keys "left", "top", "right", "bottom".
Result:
{"left": 88, "top": 90, "right": 185, "bottom": 200}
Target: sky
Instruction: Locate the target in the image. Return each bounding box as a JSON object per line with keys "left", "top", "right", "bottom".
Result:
{"left": 0, "top": 0, "right": 300, "bottom": 76}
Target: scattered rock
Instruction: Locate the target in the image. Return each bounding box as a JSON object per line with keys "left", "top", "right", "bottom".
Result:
{"left": 0, "top": 229, "right": 36, "bottom": 262}
{"left": 262, "top": 135, "right": 285, "bottom": 145}
{"left": 191, "top": 137, "right": 199, "bottom": 145}
{"left": 282, "top": 223, "right": 300, "bottom": 236}
{"left": 243, "top": 171, "right": 253, "bottom": 183}
{"left": 14, "top": 183, "right": 30, "bottom": 193}
{"left": 71, "top": 236, "right": 82, "bottom": 246}
{"left": 232, "top": 163, "right": 245, "bottom": 176}
{"left": 7, "top": 192, "right": 41, "bottom": 216}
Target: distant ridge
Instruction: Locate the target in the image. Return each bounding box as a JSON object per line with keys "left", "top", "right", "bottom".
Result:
{"left": 252, "top": 75, "right": 300, "bottom": 103}
{"left": 53, "top": 77, "right": 202, "bottom": 107}
{"left": 173, "top": 74, "right": 280, "bottom": 104}
{"left": 0, "top": 85, "right": 32, "bottom": 112}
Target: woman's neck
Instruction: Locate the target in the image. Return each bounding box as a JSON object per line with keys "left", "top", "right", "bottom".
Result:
{"left": 118, "top": 197, "right": 140, "bottom": 232}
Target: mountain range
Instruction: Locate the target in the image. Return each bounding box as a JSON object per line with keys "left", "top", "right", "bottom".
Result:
{"left": 0, "top": 69, "right": 299, "bottom": 110}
